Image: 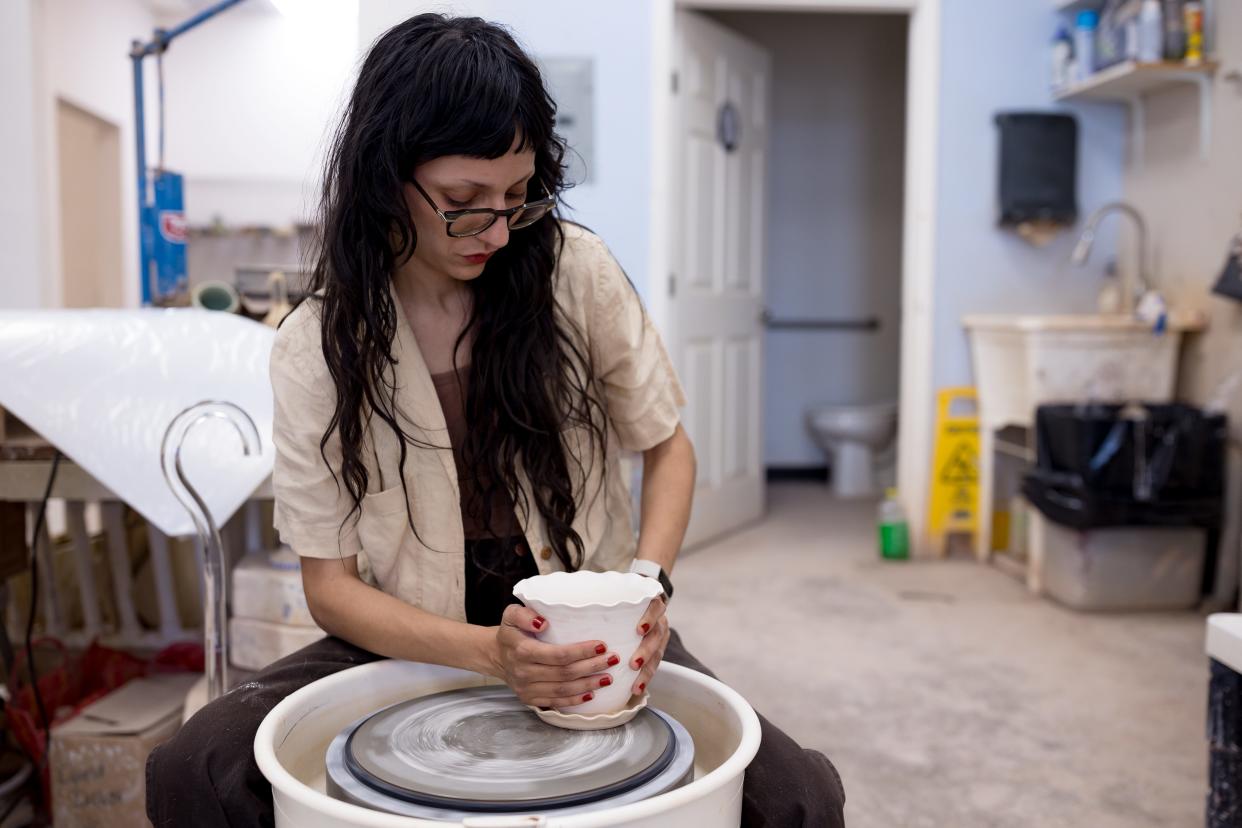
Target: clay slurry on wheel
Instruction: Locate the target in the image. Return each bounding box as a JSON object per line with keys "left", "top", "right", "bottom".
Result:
{"left": 342, "top": 686, "right": 679, "bottom": 810}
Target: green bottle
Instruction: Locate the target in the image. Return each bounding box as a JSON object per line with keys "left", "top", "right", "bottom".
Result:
{"left": 877, "top": 488, "right": 910, "bottom": 560}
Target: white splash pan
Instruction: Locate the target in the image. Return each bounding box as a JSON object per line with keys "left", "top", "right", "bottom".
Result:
{"left": 255, "top": 660, "right": 760, "bottom": 827}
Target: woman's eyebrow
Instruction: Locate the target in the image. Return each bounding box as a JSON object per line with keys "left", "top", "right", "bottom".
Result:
{"left": 449, "top": 174, "right": 535, "bottom": 190}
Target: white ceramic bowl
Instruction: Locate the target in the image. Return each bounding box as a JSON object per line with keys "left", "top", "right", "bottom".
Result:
{"left": 513, "top": 571, "right": 663, "bottom": 715}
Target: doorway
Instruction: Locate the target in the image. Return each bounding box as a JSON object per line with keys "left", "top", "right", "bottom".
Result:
{"left": 667, "top": 6, "right": 917, "bottom": 548}
{"left": 56, "top": 98, "right": 125, "bottom": 308}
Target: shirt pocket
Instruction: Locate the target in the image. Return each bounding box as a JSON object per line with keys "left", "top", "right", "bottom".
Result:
{"left": 356, "top": 485, "right": 410, "bottom": 589}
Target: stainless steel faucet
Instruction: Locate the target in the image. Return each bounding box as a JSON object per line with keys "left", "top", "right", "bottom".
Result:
{"left": 1071, "top": 201, "right": 1151, "bottom": 313}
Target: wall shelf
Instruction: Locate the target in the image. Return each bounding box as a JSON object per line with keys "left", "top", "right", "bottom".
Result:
{"left": 1054, "top": 60, "right": 1218, "bottom": 160}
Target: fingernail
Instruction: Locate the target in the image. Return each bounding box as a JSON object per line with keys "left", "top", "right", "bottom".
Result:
{"left": 582, "top": 692, "right": 594, "bottom": 702}
{"left": 599, "top": 676, "right": 612, "bottom": 687}
{"left": 634, "top": 657, "right": 645, "bottom": 669}
{"left": 532, "top": 618, "right": 544, "bottom": 630}
{"left": 640, "top": 623, "right": 650, "bottom": 634}
{"left": 638, "top": 682, "right": 646, "bottom": 692}
{"left": 606, "top": 655, "right": 620, "bottom": 666}
{"left": 595, "top": 643, "right": 607, "bottom": 655}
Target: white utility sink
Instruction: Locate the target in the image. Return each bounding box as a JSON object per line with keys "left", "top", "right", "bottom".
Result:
{"left": 964, "top": 312, "right": 1206, "bottom": 427}
{"left": 963, "top": 311, "right": 1207, "bottom": 565}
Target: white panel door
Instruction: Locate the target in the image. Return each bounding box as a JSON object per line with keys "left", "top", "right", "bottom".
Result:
{"left": 672, "top": 12, "right": 770, "bottom": 549}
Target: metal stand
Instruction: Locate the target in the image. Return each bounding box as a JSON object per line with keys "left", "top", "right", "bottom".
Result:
{"left": 160, "top": 401, "right": 260, "bottom": 702}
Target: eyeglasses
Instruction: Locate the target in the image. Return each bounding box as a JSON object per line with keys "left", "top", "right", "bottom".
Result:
{"left": 410, "top": 178, "right": 556, "bottom": 238}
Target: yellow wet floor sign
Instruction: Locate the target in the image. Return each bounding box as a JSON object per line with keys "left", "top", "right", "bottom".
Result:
{"left": 927, "top": 387, "right": 979, "bottom": 556}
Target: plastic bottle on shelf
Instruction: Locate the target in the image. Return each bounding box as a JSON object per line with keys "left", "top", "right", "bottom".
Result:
{"left": 877, "top": 488, "right": 910, "bottom": 561}
{"left": 1163, "top": 0, "right": 1187, "bottom": 60}
{"left": 1052, "top": 25, "right": 1074, "bottom": 90}
{"left": 1184, "top": 0, "right": 1204, "bottom": 65}
{"left": 1138, "top": 0, "right": 1164, "bottom": 62}
{"left": 1074, "top": 10, "right": 1099, "bottom": 81}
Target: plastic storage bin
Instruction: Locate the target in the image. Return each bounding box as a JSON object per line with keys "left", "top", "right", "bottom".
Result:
{"left": 1032, "top": 511, "right": 1205, "bottom": 610}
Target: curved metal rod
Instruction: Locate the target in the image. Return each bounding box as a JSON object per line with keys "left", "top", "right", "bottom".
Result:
{"left": 160, "top": 401, "right": 261, "bottom": 702}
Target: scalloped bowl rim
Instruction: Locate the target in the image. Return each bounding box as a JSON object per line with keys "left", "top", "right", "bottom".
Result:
{"left": 527, "top": 692, "right": 650, "bottom": 728}
{"left": 513, "top": 570, "right": 663, "bottom": 609}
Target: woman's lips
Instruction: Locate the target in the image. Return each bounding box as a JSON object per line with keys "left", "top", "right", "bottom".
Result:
{"left": 463, "top": 252, "right": 493, "bottom": 265}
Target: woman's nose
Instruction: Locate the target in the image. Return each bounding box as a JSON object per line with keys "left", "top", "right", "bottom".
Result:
{"left": 479, "top": 215, "right": 510, "bottom": 249}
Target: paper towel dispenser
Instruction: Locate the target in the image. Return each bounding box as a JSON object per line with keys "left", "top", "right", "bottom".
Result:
{"left": 994, "top": 112, "right": 1078, "bottom": 227}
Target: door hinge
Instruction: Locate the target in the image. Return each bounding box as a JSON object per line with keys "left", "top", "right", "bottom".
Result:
{"left": 668, "top": 273, "right": 677, "bottom": 297}
{"left": 671, "top": 71, "right": 679, "bottom": 94}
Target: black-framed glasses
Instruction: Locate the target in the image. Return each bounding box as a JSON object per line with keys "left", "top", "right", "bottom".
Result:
{"left": 410, "top": 178, "right": 556, "bottom": 238}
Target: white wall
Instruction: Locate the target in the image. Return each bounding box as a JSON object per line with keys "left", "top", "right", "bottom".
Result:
{"left": 358, "top": 0, "right": 656, "bottom": 299}
{"left": 155, "top": 1, "right": 360, "bottom": 227}
{"left": 1124, "top": 4, "right": 1242, "bottom": 429}
{"left": 23, "top": 1, "right": 357, "bottom": 307}
{"left": 0, "top": 0, "right": 44, "bottom": 309}
{"left": 1123, "top": 4, "right": 1242, "bottom": 602}
{"left": 932, "top": 0, "right": 1126, "bottom": 392}
{"left": 712, "top": 11, "right": 907, "bottom": 467}
{"left": 31, "top": 0, "right": 157, "bottom": 309}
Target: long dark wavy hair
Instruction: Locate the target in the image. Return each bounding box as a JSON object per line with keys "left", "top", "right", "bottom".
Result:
{"left": 300, "top": 14, "right": 607, "bottom": 571}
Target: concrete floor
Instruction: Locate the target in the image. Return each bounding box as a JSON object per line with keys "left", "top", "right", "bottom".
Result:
{"left": 670, "top": 482, "right": 1208, "bottom": 827}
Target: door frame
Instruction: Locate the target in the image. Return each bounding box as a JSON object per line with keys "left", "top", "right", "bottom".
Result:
{"left": 650, "top": 0, "right": 941, "bottom": 553}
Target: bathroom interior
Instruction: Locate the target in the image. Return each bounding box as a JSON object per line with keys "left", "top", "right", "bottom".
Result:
{"left": 706, "top": 11, "right": 908, "bottom": 500}
{"left": 4, "top": 0, "right": 1242, "bottom": 826}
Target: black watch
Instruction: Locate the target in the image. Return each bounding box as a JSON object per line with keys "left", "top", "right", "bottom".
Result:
{"left": 630, "top": 559, "right": 674, "bottom": 601}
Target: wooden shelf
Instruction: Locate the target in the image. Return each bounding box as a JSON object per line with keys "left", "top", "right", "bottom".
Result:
{"left": 1054, "top": 60, "right": 1218, "bottom": 160}
{"left": 1054, "top": 59, "right": 1218, "bottom": 102}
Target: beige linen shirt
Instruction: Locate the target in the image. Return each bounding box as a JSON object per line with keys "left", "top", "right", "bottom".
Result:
{"left": 269, "top": 224, "right": 686, "bottom": 622}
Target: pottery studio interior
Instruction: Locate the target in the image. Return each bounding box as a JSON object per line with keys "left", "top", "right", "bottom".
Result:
{"left": 3, "top": 0, "right": 1242, "bottom": 826}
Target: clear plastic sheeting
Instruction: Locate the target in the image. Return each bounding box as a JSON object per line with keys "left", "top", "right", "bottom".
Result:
{"left": 0, "top": 309, "right": 275, "bottom": 537}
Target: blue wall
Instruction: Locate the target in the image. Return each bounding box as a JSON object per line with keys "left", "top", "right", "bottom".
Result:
{"left": 932, "top": 0, "right": 1127, "bottom": 392}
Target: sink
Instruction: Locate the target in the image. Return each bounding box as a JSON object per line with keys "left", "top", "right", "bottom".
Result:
{"left": 963, "top": 312, "right": 1206, "bottom": 428}
{"left": 961, "top": 311, "right": 1207, "bottom": 563}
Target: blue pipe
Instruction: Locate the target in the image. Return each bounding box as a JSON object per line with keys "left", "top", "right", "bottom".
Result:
{"left": 131, "top": 0, "right": 248, "bottom": 305}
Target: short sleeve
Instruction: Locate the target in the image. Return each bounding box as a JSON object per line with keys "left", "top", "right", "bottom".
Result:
{"left": 269, "top": 310, "right": 363, "bottom": 559}
{"left": 587, "top": 241, "right": 687, "bottom": 452}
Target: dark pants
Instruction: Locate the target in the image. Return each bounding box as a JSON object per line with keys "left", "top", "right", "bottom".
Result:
{"left": 148, "top": 630, "right": 845, "bottom": 827}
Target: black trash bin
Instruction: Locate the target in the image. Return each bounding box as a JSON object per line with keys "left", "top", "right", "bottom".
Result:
{"left": 1022, "top": 402, "right": 1227, "bottom": 530}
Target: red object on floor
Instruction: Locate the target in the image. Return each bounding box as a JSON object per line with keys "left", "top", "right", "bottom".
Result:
{"left": 8, "top": 637, "right": 203, "bottom": 813}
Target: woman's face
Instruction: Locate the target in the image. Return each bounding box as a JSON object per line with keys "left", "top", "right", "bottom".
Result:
{"left": 402, "top": 143, "right": 537, "bottom": 284}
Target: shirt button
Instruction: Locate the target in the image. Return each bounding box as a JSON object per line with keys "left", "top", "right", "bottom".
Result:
{"left": 540, "top": 546, "right": 553, "bottom": 561}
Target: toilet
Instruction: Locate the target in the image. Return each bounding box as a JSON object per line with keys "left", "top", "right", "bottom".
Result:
{"left": 805, "top": 402, "right": 898, "bottom": 498}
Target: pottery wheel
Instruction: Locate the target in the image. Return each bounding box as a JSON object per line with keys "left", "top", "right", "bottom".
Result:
{"left": 342, "top": 686, "right": 677, "bottom": 811}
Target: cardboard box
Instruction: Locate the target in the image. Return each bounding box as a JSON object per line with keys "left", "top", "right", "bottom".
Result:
{"left": 51, "top": 672, "right": 199, "bottom": 828}
{"left": 229, "top": 616, "right": 324, "bottom": 671}
{"left": 232, "top": 551, "right": 318, "bottom": 627}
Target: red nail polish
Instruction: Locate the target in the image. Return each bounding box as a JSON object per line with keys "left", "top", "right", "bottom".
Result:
{"left": 532, "top": 618, "right": 544, "bottom": 630}
{"left": 635, "top": 657, "right": 645, "bottom": 669}
{"left": 599, "top": 676, "right": 612, "bottom": 687}
{"left": 595, "top": 643, "right": 607, "bottom": 655}
{"left": 638, "top": 682, "right": 646, "bottom": 692}
{"left": 607, "top": 655, "right": 620, "bottom": 666}
{"left": 582, "top": 692, "right": 594, "bottom": 702}
{"left": 641, "top": 623, "right": 650, "bottom": 635}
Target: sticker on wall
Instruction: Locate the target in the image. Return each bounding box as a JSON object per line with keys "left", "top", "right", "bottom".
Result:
{"left": 537, "top": 57, "right": 595, "bottom": 185}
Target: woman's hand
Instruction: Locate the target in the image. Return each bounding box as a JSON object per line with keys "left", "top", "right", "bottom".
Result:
{"left": 493, "top": 604, "right": 621, "bottom": 709}
{"left": 628, "top": 596, "right": 670, "bottom": 696}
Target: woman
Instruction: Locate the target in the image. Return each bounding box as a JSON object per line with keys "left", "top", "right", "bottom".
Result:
{"left": 147, "top": 14, "right": 844, "bottom": 827}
